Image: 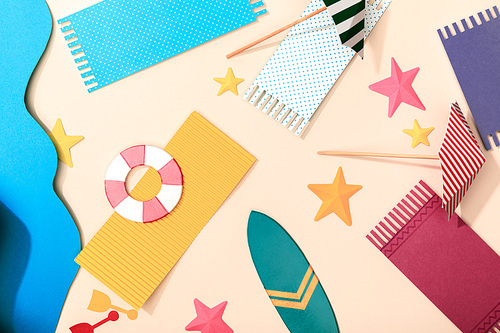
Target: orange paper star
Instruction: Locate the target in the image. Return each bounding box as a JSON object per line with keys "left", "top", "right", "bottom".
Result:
{"left": 308, "top": 167, "right": 362, "bottom": 226}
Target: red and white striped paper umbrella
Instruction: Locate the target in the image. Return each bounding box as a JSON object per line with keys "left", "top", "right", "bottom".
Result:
{"left": 438, "top": 102, "right": 486, "bottom": 218}
{"left": 319, "top": 102, "right": 486, "bottom": 219}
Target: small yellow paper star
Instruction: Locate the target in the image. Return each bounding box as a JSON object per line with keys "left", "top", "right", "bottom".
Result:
{"left": 308, "top": 167, "right": 362, "bottom": 226}
{"left": 48, "top": 118, "right": 83, "bottom": 168}
{"left": 403, "top": 119, "right": 434, "bottom": 148}
{"left": 214, "top": 67, "right": 244, "bottom": 96}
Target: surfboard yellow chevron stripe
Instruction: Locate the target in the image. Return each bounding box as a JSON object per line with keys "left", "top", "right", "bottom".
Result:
{"left": 265, "top": 266, "right": 319, "bottom": 310}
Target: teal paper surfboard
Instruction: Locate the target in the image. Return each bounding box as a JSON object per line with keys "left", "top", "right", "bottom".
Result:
{"left": 247, "top": 211, "right": 340, "bottom": 333}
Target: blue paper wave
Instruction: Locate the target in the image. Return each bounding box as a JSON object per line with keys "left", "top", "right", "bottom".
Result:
{"left": 0, "top": 1, "right": 81, "bottom": 331}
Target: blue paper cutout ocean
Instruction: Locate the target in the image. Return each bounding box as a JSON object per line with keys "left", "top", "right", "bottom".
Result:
{"left": 247, "top": 211, "right": 340, "bottom": 333}
{"left": 0, "top": 1, "right": 81, "bottom": 332}
{"left": 58, "top": 0, "right": 267, "bottom": 92}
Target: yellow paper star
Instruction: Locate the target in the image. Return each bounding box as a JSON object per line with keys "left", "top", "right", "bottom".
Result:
{"left": 403, "top": 119, "right": 434, "bottom": 148}
{"left": 308, "top": 167, "right": 362, "bottom": 226}
{"left": 214, "top": 67, "right": 244, "bottom": 96}
{"left": 48, "top": 118, "right": 83, "bottom": 168}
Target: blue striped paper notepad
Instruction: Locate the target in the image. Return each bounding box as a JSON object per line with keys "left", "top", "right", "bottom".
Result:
{"left": 58, "top": 0, "right": 267, "bottom": 92}
{"left": 244, "top": 0, "right": 390, "bottom": 136}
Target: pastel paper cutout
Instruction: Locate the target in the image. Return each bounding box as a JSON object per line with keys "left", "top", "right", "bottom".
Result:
{"left": 0, "top": 1, "right": 81, "bottom": 332}
{"left": 308, "top": 167, "right": 362, "bottom": 226}
{"left": 47, "top": 118, "right": 84, "bottom": 168}
{"left": 369, "top": 57, "right": 426, "bottom": 118}
{"left": 158, "top": 159, "right": 183, "bottom": 185}
{"left": 247, "top": 211, "right": 340, "bottom": 333}
{"left": 323, "top": 0, "right": 366, "bottom": 58}
{"left": 438, "top": 6, "right": 500, "bottom": 150}
{"left": 88, "top": 290, "right": 138, "bottom": 320}
{"left": 185, "top": 299, "right": 233, "bottom": 333}
{"left": 57, "top": 0, "right": 266, "bottom": 93}
{"left": 214, "top": 68, "right": 245, "bottom": 96}
{"left": 70, "top": 311, "right": 119, "bottom": 333}
{"left": 438, "top": 103, "right": 485, "bottom": 218}
{"left": 104, "top": 145, "right": 183, "bottom": 223}
{"left": 143, "top": 197, "right": 168, "bottom": 222}
{"left": 120, "top": 145, "right": 145, "bottom": 169}
{"left": 402, "top": 119, "right": 434, "bottom": 148}
{"left": 367, "top": 181, "right": 500, "bottom": 333}
{"left": 75, "top": 112, "right": 256, "bottom": 309}
{"left": 244, "top": 0, "right": 391, "bottom": 136}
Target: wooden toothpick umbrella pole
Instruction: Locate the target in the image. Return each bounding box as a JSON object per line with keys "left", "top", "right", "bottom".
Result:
{"left": 227, "top": 0, "right": 366, "bottom": 59}
{"left": 318, "top": 103, "right": 486, "bottom": 218}
{"left": 318, "top": 151, "right": 439, "bottom": 160}
{"left": 227, "top": 7, "right": 327, "bottom": 59}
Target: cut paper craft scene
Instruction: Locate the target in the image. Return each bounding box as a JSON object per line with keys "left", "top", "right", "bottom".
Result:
{"left": 438, "top": 103, "right": 486, "bottom": 219}
{"left": 324, "top": 0, "right": 366, "bottom": 58}
{"left": 57, "top": 0, "right": 267, "bottom": 92}
{"left": 367, "top": 181, "right": 500, "bottom": 333}
{"left": 48, "top": 118, "right": 84, "bottom": 168}
{"left": 319, "top": 103, "right": 485, "bottom": 219}
{"left": 438, "top": 6, "right": 500, "bottom": 150}
{"left": 369, "top": 57, "right": 426, "bottom": 118}
{"left": 104, "top": 145, "right": 183, "bottom": 223}
{"left": 227, "top": 0, "right": 366, "bottom": 59}
{"left": 214, "top": 68, "right": 245, "bottom": 96}
{"left": 308, "top": 167, "right": 362, "bottom": 225}
{"left": 69, "top": 311, "right": 119, "bottom": 333}
{"left": 75, "top": 112, "right": 255, "bottom": 309}
{"left": 0, "top": 1, "right": 81, "bottom": 332}
{"left": 87, "top": 290, "right": 138, "bottom": 320}
{"left": 244, "top": 0, "right": 391, "bottom": 136}
{"left": 247, "top": 211, "right": 340, "bottom": 333}
{"left": 185, "top": 299, "right": 234, "bottom": 333}
{"left": 403, "top": 119, "right": 434, "bottom": 148}
{"left": 3, "top": 0, "right": 500, "bottom": 332}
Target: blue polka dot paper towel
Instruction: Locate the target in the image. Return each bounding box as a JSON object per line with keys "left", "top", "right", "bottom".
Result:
{"left": 244, "top": 0, "right": 390, "bottom": 136}
{"left": 58, "top": 0, "right": 267, "bottom": 93}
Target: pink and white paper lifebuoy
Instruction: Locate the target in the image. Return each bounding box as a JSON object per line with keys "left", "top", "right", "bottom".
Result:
{"left": 104, "top": 145, "right": 183, "bottom": 223}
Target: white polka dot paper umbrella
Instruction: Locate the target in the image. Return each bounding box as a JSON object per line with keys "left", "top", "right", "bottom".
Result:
{"left": 241, "top": 0, "right": 391, "bottom": 137}
{"left": 229, "top": 0, "right": 366, "bottom": 59}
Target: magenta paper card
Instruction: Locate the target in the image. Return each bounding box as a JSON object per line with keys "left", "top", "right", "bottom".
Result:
{"left": 367, "top": 180, "right": 500, "bottom": 333}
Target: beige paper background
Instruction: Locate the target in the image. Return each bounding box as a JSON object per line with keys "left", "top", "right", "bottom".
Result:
{"left": 27, "top": 0, "right": 500, "bottom": 331}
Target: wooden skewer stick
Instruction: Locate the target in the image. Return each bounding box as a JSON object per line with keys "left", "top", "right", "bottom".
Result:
{"left": 318, "top": 151, "right": 440, "bottom": 160}
{"left": 226, "top": 7, "right": 327, "bottom": 59}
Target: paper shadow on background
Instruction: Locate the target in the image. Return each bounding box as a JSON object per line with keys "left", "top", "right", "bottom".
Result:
{"left": 141, "top": 160, "right": 259, "bottom": 315}
{"left": 231, "top": 23, "right": 337, "bottom": 59}
{"left": 459, "top": 114, "right": 500, "bottom": 225}
{"left": 0, "top": 201, "right": 31, "bottom": 333}
{"left": 460, "top": 149, "right": 500, "bottom": 226}
{"left": 315, "top": 154, "right": 441, "bottom": 171}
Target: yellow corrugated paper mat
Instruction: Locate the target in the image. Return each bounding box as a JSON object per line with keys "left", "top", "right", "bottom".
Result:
{"left": 75, "top": 112, "right": 256, "bottom": 309}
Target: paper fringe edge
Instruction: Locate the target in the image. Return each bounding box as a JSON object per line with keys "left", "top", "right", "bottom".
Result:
{"left": 243, "top": 0, "right": 392, "bottom": 137}
{"left": 437, "top": 6, "right": 500, "bottom": 40}
{"left": 366, "top": 180, "right": 436, "bottom": 250}
{"left": 57, "top": 18, "right": 100, "bottom": 93}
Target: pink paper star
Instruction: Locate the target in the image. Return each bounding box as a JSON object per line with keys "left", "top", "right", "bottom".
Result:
{"left": 185, "top": 299, "right": 233, "bottom": 333}
{"left": 369, "top": 57, "right": 426, "bottom": 118}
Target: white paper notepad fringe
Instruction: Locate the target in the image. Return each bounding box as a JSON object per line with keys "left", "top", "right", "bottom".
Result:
{"left": 244, "top": 0, "right": 391, "bottom": 136}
